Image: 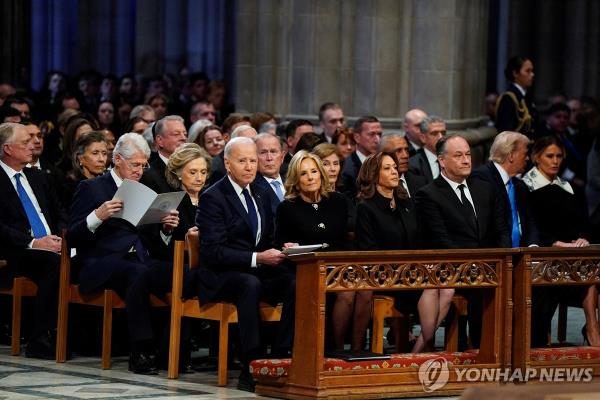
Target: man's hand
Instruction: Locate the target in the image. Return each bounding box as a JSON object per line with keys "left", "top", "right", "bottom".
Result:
{"left": 161, "top": 210, "right": 180, "bottom": 234}
{"left": 257, "top": 248, "right": 286, "bottom": 266}
{"left": 282, "top": 242, "right": 299, "bottom": 250}
{"left": 32, "top": 235, "right": 62, "bottom": 253}
{"left": 94, "top": 199, "right": 124, "bottom": 221}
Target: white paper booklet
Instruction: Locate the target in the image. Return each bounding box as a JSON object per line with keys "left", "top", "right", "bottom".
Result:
{"left": 111, "top": 179, "right": 186, "bottom": 226}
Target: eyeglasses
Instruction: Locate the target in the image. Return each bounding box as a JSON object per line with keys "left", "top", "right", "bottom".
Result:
{"left": 125, "top": 161, "right": 150, "bottom": 171}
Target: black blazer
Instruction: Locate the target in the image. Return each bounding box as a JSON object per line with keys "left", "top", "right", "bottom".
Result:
{"left": 404, "top": 171, "right": 428, "bottom": 197}
{"left": 408, "top": 148, "right": 434, "bottom": 184}
{"left": 355, "top": 192, "right": 420, "bottom": 250}
{"left": 470, "top": 162, "right": 540, "bottom": 246}
{"left": 195, "top": 176, "right": 275, "bottom": 303}
{"left": 208, "top": 151, "right": 226, "bottom": 187}
{"left": 67, "top": 173, "right": 162, "bottom": 293}
{"left": 415, "top": 176, "right": 511, "bottom": 249}
{"left": 139, "top": 155, "right": 172, "bottom": 194}
{"left": 341, "top": 152, "right": 362, "bottom": 199}
{"left": 0, "top": 167, "right": 66, "bottom": 283}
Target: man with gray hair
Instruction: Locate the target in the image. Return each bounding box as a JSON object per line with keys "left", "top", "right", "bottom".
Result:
{"left": 403, "top": 108, "right": 427, "bottom": 156}
{"left": 0, "top": 122, "right": 66, "bottom": 359}
{"left": 409, "top": 115, "right": 447, "bottom": 184}
{"left": 253, "top": 133, "right": 286, "bottom": 216}
{"left": 68, "top": 133, "right": 183, "bottom": 375}
{"left": 196, "top": 136, "right": 295, "bottom": 392}
{"left": 140, "top": 115, "right": 187, "bottom": 193}
{"left": 130, "top": 104, "right": 156, "bottom": 124}
{"left": 471, "top": 131, "right": 539, "bottom": 247}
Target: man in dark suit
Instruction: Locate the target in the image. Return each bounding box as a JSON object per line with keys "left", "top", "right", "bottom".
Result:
{"left": 196, "top": 137, "right": 295, "bottom": 392}
{"left": 380, "top": 133, "right": 427, "bottom": 197}
{"left": 415, "top": 135, "right": 510, "bottom": 349}
{"left": 0, "top": 122, "right": 66, "bottom": 358}
{"left": 68, "top": 133, "right": 183, "bottom": 374}
{"left": 318, "top": 102, "right": 345, "bottom": 143}
{"left": 341, "top": 116, "right": 382, "bottom": 199}
{"left": 254, "top": 133, "right": 286, "bottom": 217}
{"left": 471, "top": 131, "right": 539, "bottom": 247}
{"left": 140, "top": 115, "right": 187, "bottom": 193}
{"left": 403, "top": 109, "right": 427, "bottom": 157}
{"left": 24, "top": 121, "right": 65, "bottom": 187}
{"left": 408, "top": 115, "right": 446, "bottom": 184}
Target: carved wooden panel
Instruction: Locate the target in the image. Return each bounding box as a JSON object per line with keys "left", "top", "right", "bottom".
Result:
{"left": 324, "top": 261, "right": 500, "bottom": 291}
{"left": 531, "top": 258, "right": 600, "bottom": 285}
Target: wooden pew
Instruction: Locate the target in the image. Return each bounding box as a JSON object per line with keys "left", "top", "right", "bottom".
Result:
{"left": 254, "top": 248, "right": 515, "bottom": 399}
{"left": 512, "top": 246, "right": 600, "bottom": 377}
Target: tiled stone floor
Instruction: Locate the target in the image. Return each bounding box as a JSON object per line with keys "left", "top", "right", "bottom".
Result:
{"left": 0, "top": 307, "right": 586, "bottom": 399}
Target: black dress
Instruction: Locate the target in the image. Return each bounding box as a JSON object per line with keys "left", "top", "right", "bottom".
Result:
{"left": 275, "top": 192, "right": 349, "bottom": 251}
{"left": 355, "top": 192, "right": 421, "bottom": 312}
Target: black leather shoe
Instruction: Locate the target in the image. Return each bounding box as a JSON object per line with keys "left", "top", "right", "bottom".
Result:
{"left": 237, "top": 368, "right": 256, "bottom": 392}
{"left": 128, "top": 352, "right": 158, "bottom": 375}
{"left": 25, "top": 334, "right": 55, "bottom": 360}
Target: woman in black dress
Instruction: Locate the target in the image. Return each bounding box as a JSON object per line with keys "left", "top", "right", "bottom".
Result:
{"left": 275, "top": 151, "right": 356, "bottom": 348}
{"left": 522, "top": 136, "right": 598, "bottom": 345}
{"left": 355, "top": 152, "right": 422, "bottom": 351}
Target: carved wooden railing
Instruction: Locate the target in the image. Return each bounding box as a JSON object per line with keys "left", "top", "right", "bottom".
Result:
{"left": 513, "top": 246, "right": 600, "bottom": 373}
{"left": 256, "top": 249, "right": 514, "bottom": 399}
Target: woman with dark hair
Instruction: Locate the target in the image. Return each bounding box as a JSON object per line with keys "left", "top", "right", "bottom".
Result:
{"left": 522, "top": 135, "right": 599, "bottom": 346}
{"left": 353, "top": 152, "right": 421, "bottom": 351}
{"left": 332, "top": 127, "right": 356, "bottom": 159}
{"left": 295, "top": 132, "right": 326, "bottom": 153}
{"left": 146, "top": 94, "right": 169, "bottom": 120}
{"left": 193, "top": 124, "right": 225, "bottom": 157}
{"left": 496, "top": 56, "right": 537, "bottom": 137}
{"left": 62, "top": 131, "right": 108, "bottom": 207}
{"left": 58, "top": 115, "right": 99, "bottom": 175}
{"left": 123, "top": 116, "right": 149, "bottom": 135}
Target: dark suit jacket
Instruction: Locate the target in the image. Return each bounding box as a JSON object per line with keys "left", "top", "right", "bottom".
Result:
{"left": 341, "top": 152, "right": 362, "bottom": 199}
{"left": 253, "top": 174, "right": 283, "bottom": 217}
{"left": 208, "top": 152, "right": 226, "bottom": 187}
{"left": 470, "top": 162, "right": 540, "bottom": 246}
{"left": 67, "top": 173, "right": 161, "bottom": 293}
{"left": 139, "top": 155, "right": 172, "bottom": 194}
{"left": 415, "top": 176, "right": 511, "bottom": 249}
{"left": 404, "top": 171, "right": 428, "bottom": 197}
{"left": 0, "top": 166, "right": 66, "bottom": 284}
{"left": 195, "top": 176, "right": 275, "bottom": 303}
{"left": 409, "top": 148, "right": 435, "bottom": 184}
{"left": 495, "top": 83, "right": 537, "bottom": 136}
{"left": 355, "top": 192, "right": 420, "bottom": 250}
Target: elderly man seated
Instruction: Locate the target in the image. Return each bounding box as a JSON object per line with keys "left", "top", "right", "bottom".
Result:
{"left": 67, "top": 133, "right": 186, "bottom": 375}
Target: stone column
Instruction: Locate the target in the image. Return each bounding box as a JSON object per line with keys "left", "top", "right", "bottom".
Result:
{"left": 234, "top": 0, "right": 490, "bottom": 126}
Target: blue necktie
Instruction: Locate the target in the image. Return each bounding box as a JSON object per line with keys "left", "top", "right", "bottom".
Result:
{"left": 270, "top": 180, "right": 284, "bottom": 202}
{"left": 14, "top": 173, "right": 47, "bottom": 238}
{"left": 507, "top": 178, "right": 521, "bottom": 247}
{"left": 242, "top": 188, "right": 258, "bottom": 241}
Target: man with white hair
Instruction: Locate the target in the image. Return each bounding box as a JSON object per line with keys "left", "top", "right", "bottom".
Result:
{"left": 140, "top": 115, "right": 187, "bottom": 193}
{"left": 68, "top": 133, "right": 183, "bottom": 375}
{"left": 0, "top": 122, "right": 66, "bottom": 359}
{"left": 196, "top": 137, "right": 295, "bottom": 392}
{"left": 403, "top": 108, "right": 427, "bottom": 156}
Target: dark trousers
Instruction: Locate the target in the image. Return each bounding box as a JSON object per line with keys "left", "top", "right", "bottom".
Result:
{"left": 103, "top": 255, "right": 190, "bottom": 346}
{"left": 16, "top": 249, "right": 61, "bottom": 340}
{"left": 210, "top": 268, "right": 296, "bottom": 360}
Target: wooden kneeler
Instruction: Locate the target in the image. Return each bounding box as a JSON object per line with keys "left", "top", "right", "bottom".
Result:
{"left": 56, "top": 238, "right": 169, "bottom": 369}
{"left": 168, "top": 232, "right": 282, "bottom": 385}
{"left": 0, "top": 259, "right": 38, "bottom": 355}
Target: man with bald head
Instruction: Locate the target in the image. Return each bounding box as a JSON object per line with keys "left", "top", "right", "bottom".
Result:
{"left": 196, "top": 137, "right": 295, "bottom": 392}
{"left": 403, "top": 109, "right": 427, "bottom": 156}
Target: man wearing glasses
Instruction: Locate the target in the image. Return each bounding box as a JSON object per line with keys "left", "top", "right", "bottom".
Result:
{"left": 409, "top": 115, "right": 447, "bottom": 184}
{"left": 68, "top": 133, "right": 182, "bottom": 375}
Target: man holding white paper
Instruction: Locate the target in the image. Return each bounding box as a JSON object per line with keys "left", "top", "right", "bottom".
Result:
{"left": 67, "top": 133, "right": 186, "bottom": 375}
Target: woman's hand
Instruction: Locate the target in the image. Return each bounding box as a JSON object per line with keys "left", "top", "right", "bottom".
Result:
{"left": 94, "top": 199, "right": 123, "bottom": 221}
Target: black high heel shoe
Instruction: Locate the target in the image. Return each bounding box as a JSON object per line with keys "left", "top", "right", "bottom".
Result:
{"left": 582, "top": 325, "right": 590, "bottom": 346}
